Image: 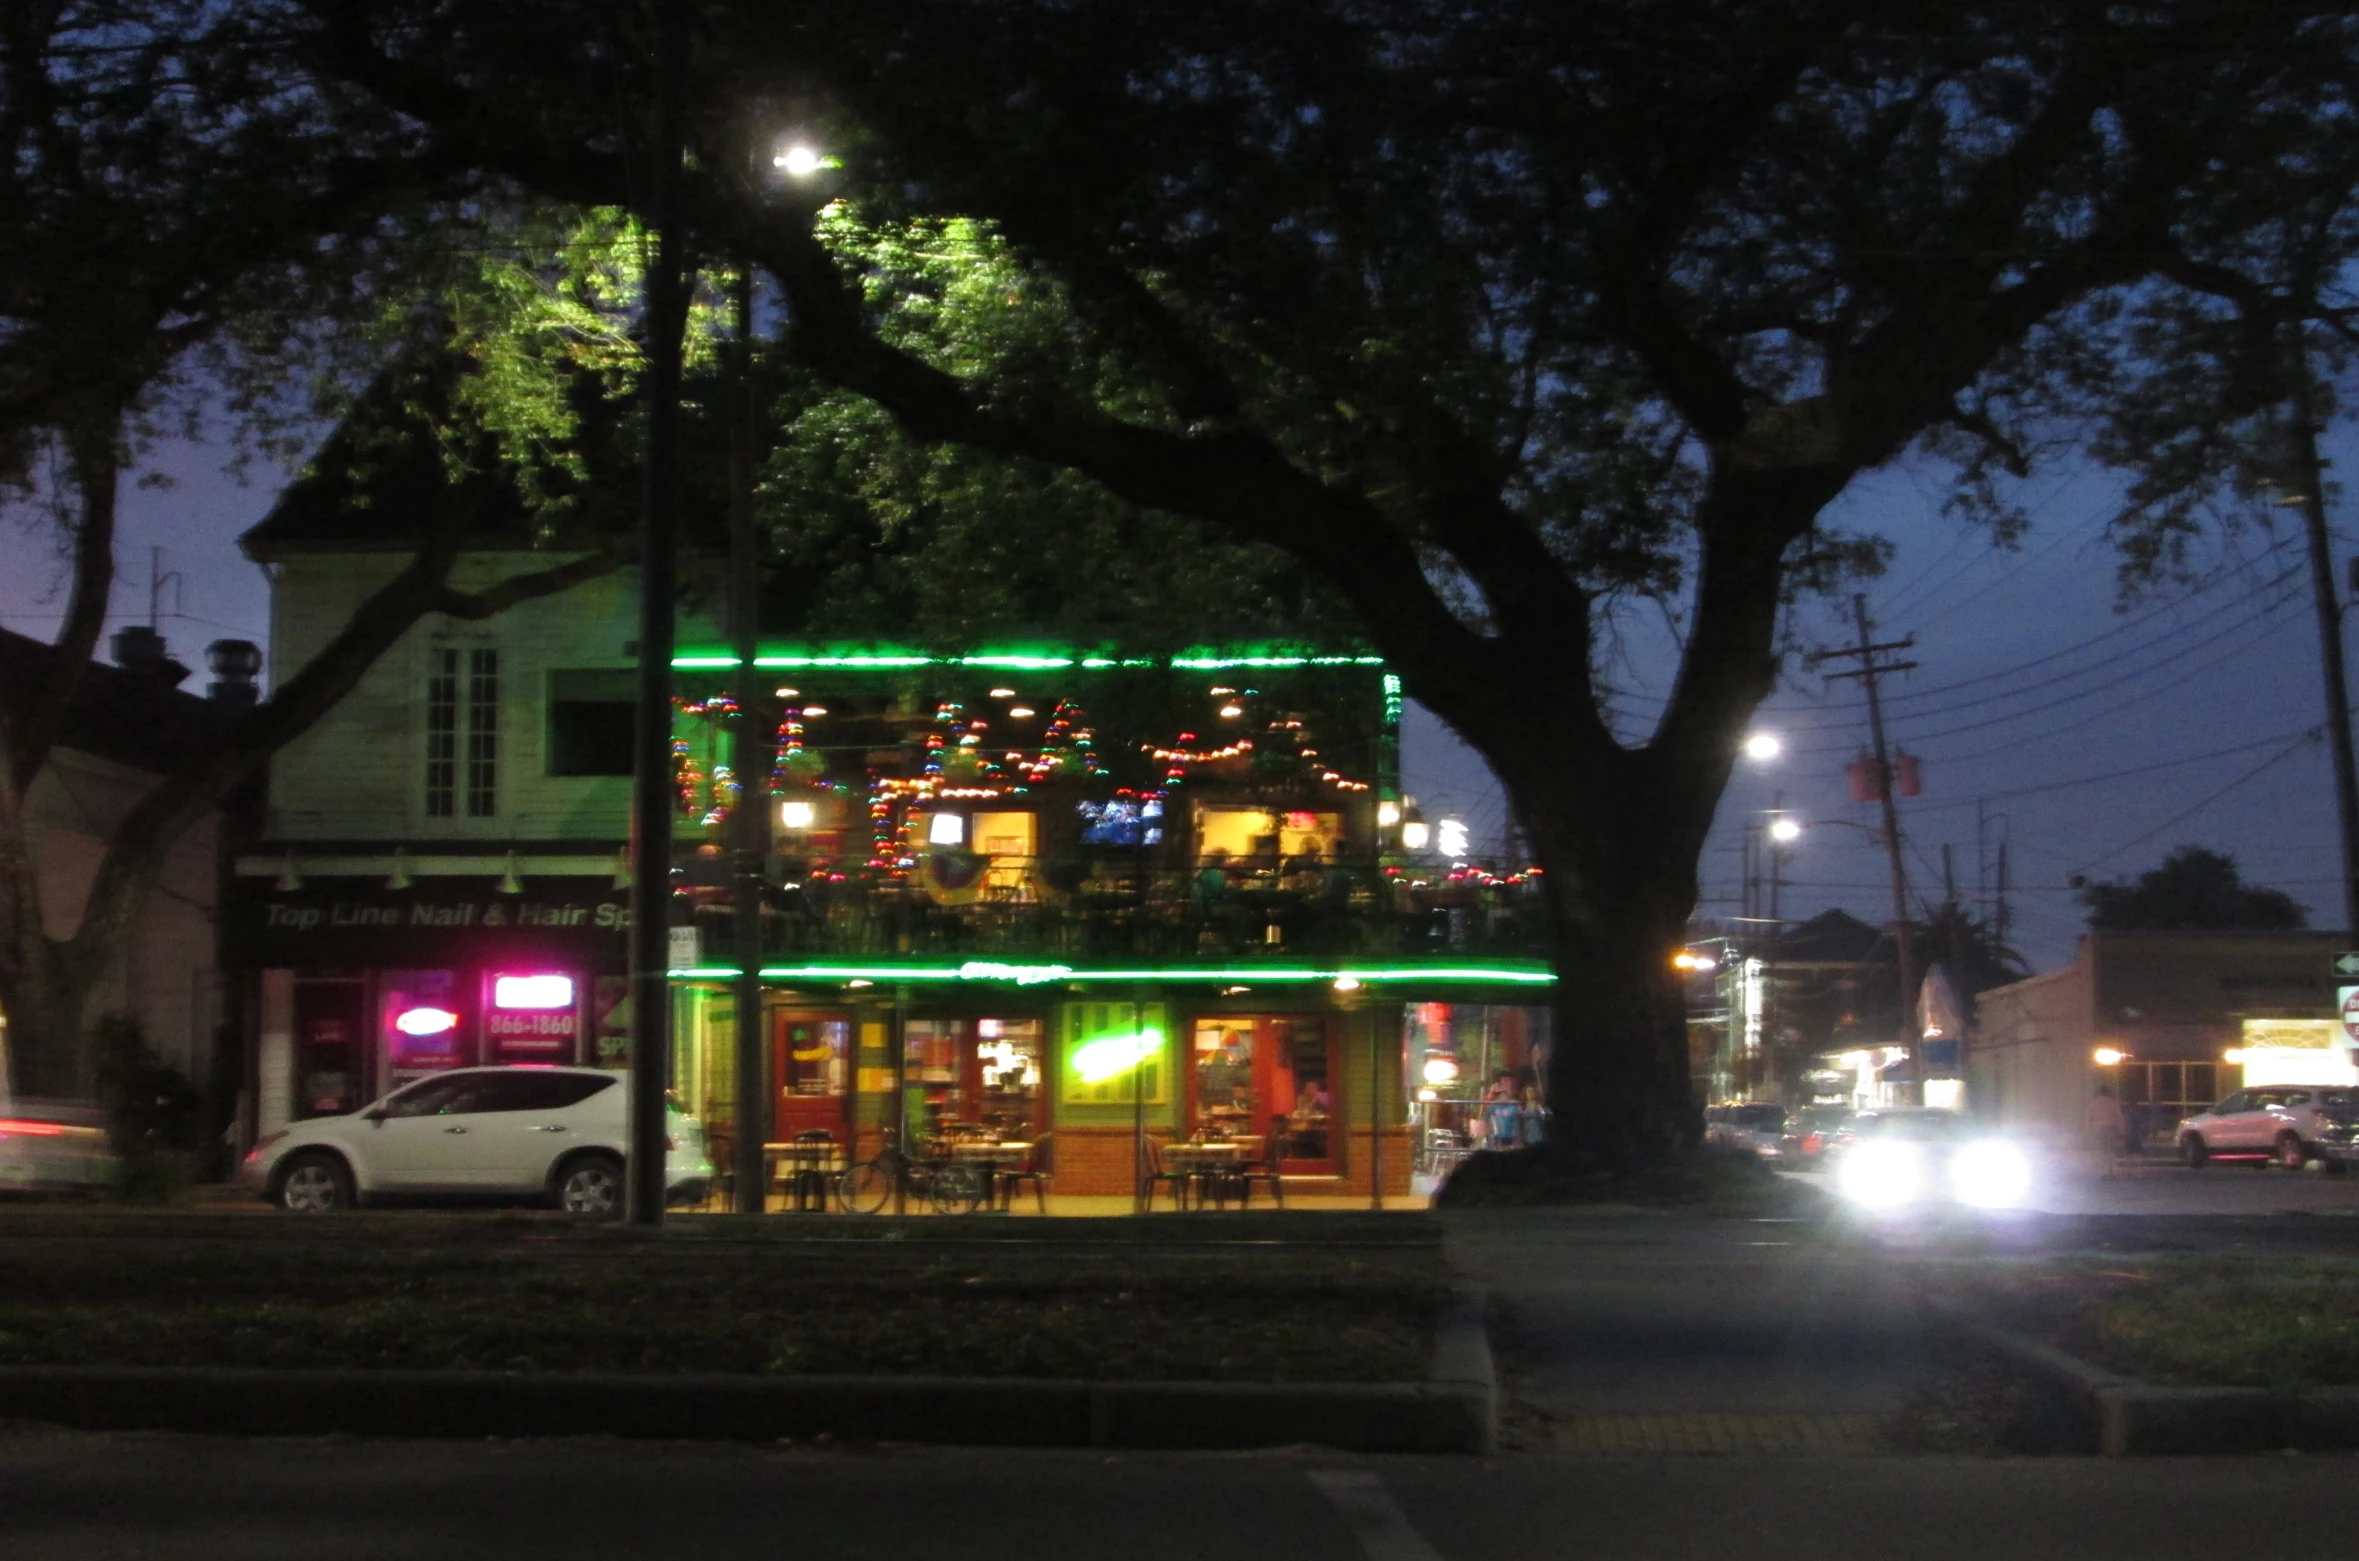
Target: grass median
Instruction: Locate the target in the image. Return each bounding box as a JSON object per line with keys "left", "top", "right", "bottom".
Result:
{"left": 1919, "top": 1252, "right": 2359, "bottom": 1394}
{"left": 0, "top": 1211, "right": 1447, "bottom": 1383}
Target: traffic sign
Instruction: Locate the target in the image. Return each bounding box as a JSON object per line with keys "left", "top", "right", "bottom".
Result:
{"left": 2334, "top": 952, "right": 2359, "bottom": 977}
{"left": 2342, "top": 985, "right": 2359, "bottom": 1046}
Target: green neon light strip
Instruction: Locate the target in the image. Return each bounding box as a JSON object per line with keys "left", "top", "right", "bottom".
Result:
{"left": 675, "top": 649, "right": 1388, "bottom": 671}
{"left": 754, "top": 654, "right": 932, "bottom": 669}
{"left": 667, "top": 963, "right": 1553, "bottom": 985}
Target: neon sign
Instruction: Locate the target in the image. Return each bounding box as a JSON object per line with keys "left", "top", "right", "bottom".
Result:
{"left": 954, "top": 961, "right": 1074, "bottom": 986}
{"left": 492, "top": 975, "right": 575, "bottom": 1010}
{"left": 1071, "top": 1028, "right": 1163, "bottom": 1084}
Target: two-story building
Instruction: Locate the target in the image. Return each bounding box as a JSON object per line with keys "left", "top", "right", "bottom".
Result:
{"left": 226, "top": 428, "right": 1554, "bottom": 1205}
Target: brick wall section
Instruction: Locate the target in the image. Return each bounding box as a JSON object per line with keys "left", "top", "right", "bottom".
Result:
{"left": 1047, "top": 1124, "right": 1415, "bottom": 1197}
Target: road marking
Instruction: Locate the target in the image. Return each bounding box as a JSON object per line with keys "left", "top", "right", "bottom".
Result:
{"left": 1308, "top": 1469, "right": 1449, "bottom": 1561}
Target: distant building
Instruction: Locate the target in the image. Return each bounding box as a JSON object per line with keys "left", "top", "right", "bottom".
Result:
{"left": 1, "top": 624, "right": 257, "bottom": 1103}
{"left": 1970, "top": 929, "right": 2355, "bottom": 1147}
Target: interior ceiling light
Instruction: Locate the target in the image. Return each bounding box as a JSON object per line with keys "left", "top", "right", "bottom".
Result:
{"left": 1009, "top": 706, "right": 1035, "bottom": 719}
{"left": 989, "top": 687, "right": 1016, "bottom": 698}
{"left": 801, "top": 704, "right": 827, "bottom": 717}
{"left": 775, "top": 687, "right": 799, "bottom": 698}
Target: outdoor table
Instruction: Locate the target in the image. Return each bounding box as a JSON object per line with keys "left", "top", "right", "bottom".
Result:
{"left": 949, "top": 1140, "right": 1033, "bottom": 1211}
{"left": 1160, "top": 1141, "right": 1244, "bottom": 1209}
{"left": 764, "top": 1140, "right": 846, "bottom": 1211}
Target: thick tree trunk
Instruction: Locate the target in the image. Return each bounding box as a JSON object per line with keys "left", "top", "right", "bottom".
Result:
{"left": 1517, "top": 787, "right": 1703, "bottom": 1167}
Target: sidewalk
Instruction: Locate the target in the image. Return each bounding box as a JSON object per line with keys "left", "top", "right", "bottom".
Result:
{"left": 1441, "top": 1207, "right": 1924, "bottom": 1452}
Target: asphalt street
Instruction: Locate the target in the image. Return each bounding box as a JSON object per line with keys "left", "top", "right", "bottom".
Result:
{"left": 7, "top": 1429, "right": 2359, "bottom": 1560}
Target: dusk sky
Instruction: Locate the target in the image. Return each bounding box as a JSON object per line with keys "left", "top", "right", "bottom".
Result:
{"left": 7, "top": 422, "right": 2354, "bottom": 974}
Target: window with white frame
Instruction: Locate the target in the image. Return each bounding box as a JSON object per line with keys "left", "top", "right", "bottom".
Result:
{"left": 426, "top": 646, "right": 499, "bottom": 817}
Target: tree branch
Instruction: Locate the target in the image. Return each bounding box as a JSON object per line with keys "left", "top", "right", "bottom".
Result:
{"left": 62, "top": 528, "right": 621, "bottom": 983}
{"left": 7, "top": 418, "right": 122, "bottom": 791}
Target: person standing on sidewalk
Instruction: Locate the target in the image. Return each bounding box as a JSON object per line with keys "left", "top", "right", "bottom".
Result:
{"left": 2084, "top": 1086, "right": 2127, "bottom": 1180}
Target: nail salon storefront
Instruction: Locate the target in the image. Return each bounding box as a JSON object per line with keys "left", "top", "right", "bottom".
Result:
{"left": 228, "top": 858, "right": 635, "bottom": 1137}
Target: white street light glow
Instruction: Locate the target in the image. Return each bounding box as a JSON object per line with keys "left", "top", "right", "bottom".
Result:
{"left": 1743, "top": 731, "right": 1782, "bottom": 761}
{"left": 774, "top": 143, "right": 824, "bottom": 177}
{"left": 1769, "top": 817, "right": 1802, "bottom": 843}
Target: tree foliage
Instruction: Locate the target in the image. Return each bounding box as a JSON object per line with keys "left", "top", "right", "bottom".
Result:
{"left": 0, "top": 9, "right": 646, "bottom": 1096}
{"left": 757, "top": 208, "right": 1362, "bottom": 649}
{"left": 279, "top": 0, "right": 2359, "bottom": 1162}
{"left": 2080, "top": 846, "right": 2309, "bottom": 932}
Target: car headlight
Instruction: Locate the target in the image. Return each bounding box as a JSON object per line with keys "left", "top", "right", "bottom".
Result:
{"left": 1837, "top": 1141, "right": 1925, "bottom": 1206}
{"left": 1951, "top": 1140, "right": 2032, "bottom": 1210}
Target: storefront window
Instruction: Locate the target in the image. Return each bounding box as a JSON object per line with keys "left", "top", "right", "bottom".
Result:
{"left": 1060, "top": 1002, "right": 1169, "bottom": 1106}
{"left": 1189, "top": 1016, "right": 1332, "bottom": 1168}
{"left": 482, "top": 970, "right": 582, "bottom": 1065}
{"left": 1194, "top": 806, "right": 1340, "bottom": 868}
{"left": 784, "top": 1017, "right": 849, "bottom": 1097}
{"left": 381, "top": 970, "right": 469, "bottom": 1089}
{"left": 293, "top": 978, "right": 366, "bottom": 1118}
{"left": 902, "top": 1017, "right": 1046, "bottom": 1138}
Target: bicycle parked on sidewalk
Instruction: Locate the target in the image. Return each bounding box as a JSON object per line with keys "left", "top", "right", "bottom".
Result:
{"left": 837, "top": 1128, "right": 988, "bottom": 1215}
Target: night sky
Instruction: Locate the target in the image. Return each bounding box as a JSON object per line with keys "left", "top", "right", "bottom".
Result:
{"left": 7, "top": 425, "right": 2354, "bottom": 973}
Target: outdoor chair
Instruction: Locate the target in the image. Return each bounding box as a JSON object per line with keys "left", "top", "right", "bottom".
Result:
{"left": 1140, "top": 1135, "right": 1191, "bottom": 1210}
{"left": 701, "top": 1130, "right": 736, "bottom": 1212}
{"left": 1232, "top": 1130, "right": 1286, "bottom": 1209}
{"left": 787, "top": 1128, "right": 836, "bottom": 1211}
{"left": 999, "top": 1131, "right": 1053, "bottom": 1214}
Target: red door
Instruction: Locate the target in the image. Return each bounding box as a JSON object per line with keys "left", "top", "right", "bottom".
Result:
{"left": 774, "top": 1013, "right": 852, "bottom": 1144}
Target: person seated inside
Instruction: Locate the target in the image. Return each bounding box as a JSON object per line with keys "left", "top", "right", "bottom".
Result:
{"left": 1289, "top": 1077, "right": 1331, "bottom": 1157}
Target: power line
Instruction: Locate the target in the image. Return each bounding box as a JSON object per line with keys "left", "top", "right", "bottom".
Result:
{"left": 2067, "top": 730, "right": 2322, "bottom": 878}
{"left": 1791, "top": 585, "right": 2303, "bottom": 758}
{"left": 1895, "top": 720, "right": 2327, "bottom": 815}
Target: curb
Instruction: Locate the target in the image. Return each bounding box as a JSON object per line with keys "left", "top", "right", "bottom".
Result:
{"left": 0, "top": 1310, "right": 1497, "bottom": 1455}
{"left": 1925, "top": 1298, "right": 2359, "bottom": 1456}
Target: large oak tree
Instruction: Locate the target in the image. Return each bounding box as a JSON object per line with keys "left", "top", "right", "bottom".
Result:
{"left": 290, "top": 0, "right": 2359, "bottom": 1164}
{"left": 0, "top": 5, "right": 629, "bottom": 1097}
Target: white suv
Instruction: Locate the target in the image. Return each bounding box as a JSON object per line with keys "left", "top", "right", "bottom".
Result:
{"left": 2176, "top": 1086, "right": 2359, "bottom": 1170}
{"left": 240, "top": 1067, "right": 712, "bottom": 1215}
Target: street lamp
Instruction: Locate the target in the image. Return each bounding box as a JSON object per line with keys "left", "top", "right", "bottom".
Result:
{"left": 773, "top": 142, "right": 825, "bottom": 177}
{"left": 1743, "top": 731, "right": 1783, "bottom": 762}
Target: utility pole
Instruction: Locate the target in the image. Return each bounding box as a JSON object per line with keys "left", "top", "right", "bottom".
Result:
{"left": 728, "top": 269, "right": 769, "bottom": 1215}
{"left": 1808, "top": 596, "right": 1923, "bottom": 1104}
{"left": 626, "top": 11, "right": 688, "bottom": 1226}
{"left": 1996, "top": 842, "right": 2011, "bottom": 955}
{"left": 2287, "top": 359, "right": 2359, "bottom": 934}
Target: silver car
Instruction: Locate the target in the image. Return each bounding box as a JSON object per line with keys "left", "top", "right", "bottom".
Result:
{"left": 2176, "top": 1086, "right": 2358, "bottom": 1170}
{"left": 1706, "top": 1102, "right": 1789, "bottom": 1160}
{"left": 239, "top": 1067, "right": 712, "bottom": 1214}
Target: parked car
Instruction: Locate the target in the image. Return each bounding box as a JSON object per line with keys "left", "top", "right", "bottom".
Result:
{"left": 1827, "top": 1108, "right": 2034, "bottom": 1211}
{"left": 0, "top": 1102, "right": 116, "bottom": 1196}
{"left": 1778, "top": 1104, "right": 1857, "bottom": 1170}
{"left": 2175, "top": 1086, "right": 2357, "bottom": 1170}
{"left": 1705, "top": 1102, "right": 1789, "bottom": 1160}
{"left": 239, "top": 1067, "right": 712, "bottom": 1214}
{"left": 2305, "top": 1097, "right": 2359, "bottom": 1172}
